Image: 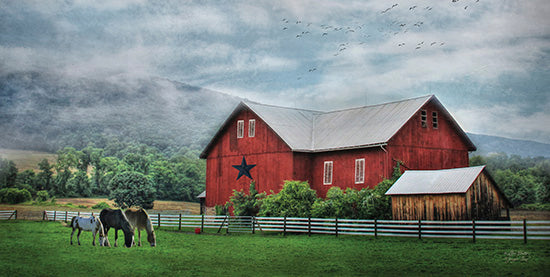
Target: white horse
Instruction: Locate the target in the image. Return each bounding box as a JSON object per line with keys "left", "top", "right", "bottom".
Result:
{"left": 70, "top": 216, "right": 106, "bottom": 246}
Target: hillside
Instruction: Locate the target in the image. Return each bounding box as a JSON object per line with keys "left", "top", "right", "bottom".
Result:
{"left": 468, "top": 133, "right": 550, "bottom": 158}
{"left": 0, "top": 71, "right": 240, "bottom": 153}
{"left": 1, "top": 71, "right": 548, "bottom": 159}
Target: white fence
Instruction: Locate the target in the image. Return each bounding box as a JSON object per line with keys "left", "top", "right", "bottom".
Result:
{"left": 0, "top": 210, "right": 16, "bottom": 220}
{"left": 42, "top": 211, "right": 550, "bottom": 243}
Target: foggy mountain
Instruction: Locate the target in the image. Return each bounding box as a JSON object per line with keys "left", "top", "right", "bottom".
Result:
{"left": 1, "top": 71, "right": 548, "bottom": 158}
{"left": 468, "top": 133, "right": 550, "bottom": 159}
{"left": 0, "top": 71, "right": 240, "bottom": 153}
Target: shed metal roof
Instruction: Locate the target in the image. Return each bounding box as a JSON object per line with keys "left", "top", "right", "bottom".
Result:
{"left": 385, "top": 166, "right": 486, "bottom": 195}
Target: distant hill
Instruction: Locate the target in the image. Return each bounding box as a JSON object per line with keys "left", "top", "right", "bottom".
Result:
{"left": 467, "top": 133, "right": 550, "bottom": 158}
{"left": 2, "top": 71, "right": 548, "bottom": 159}
{"left": 0, "top": 71, "right": 241, "bottom": 153}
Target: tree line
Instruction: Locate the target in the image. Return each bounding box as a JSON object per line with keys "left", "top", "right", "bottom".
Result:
{"left": 0, "top": 142, "right": 205, "bottom": 207}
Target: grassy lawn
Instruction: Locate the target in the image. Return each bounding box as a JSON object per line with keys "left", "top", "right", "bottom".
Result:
{"left": 1, "top": 220, "right": 549, "bottom": 276}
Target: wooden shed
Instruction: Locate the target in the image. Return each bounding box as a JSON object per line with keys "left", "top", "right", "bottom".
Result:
{"left": 386, "top": 166, "right": 511, "bottom": 221}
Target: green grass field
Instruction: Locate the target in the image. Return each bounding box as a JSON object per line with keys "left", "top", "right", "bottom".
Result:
{"left": 1, "top": 221, "right": 549, "bottom": 276}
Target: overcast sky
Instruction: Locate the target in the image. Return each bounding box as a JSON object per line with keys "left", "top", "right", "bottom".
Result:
{"left": 1, "top": 0, "right": 549, "bottom": 143}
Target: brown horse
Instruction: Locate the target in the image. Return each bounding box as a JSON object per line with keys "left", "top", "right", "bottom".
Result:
{"left": 99, "top": 208, "right": 134, "bottom": 247}
{"left": 124, "top": 208, "right": 156, "bottom": 247}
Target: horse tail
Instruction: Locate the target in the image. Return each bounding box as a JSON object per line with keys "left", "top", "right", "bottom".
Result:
{"left": 70, "top": 216, "right": 77, "bottom": 228}
{"left": 141, "top": 208, "right": 154, "bottom": 233}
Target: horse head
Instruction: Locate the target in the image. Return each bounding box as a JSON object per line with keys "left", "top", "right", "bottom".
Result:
{"left": 147, "top": 230, "right": 156, "bottom": 247}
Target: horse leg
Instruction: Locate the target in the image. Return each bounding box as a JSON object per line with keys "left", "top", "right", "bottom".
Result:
{"left": 77, "top": 229, "right": 82, "bottom": 245}
{"left": 92, "top": 229, "right": 96, "bottom": 246}
{"left": 70, "top": 228, "right": 75, "bottom": 245}
{"left": 104, "top": 227, "right": 111, "bottom": 247}
{"left": 138, "top": 229, "right": 142, "bottom": 246}
{"left": 114, "top": 228, "right": 118, "bottom": 247}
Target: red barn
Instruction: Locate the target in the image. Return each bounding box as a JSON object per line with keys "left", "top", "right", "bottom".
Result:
{"left": 200, "top": 95, "right": 476, "bottom": 208}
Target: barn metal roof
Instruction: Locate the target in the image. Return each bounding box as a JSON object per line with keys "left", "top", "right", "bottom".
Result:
{"left": 385, "top": 166, "right": 486, "bottom": 195}
{"left": 200, "top": 95, "right": 476, "bottom": 158}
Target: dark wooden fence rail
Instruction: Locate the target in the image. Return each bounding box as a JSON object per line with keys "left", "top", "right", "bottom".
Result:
{"left": 42, "top": 211, "right": 550, "bottom": 242}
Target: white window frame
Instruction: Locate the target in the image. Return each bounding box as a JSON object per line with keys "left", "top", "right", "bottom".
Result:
{"left": 237, "top": 120, "right": 244, "bottom": 138}
{"left": 323, "top": 161, "right": 333, "bottom": 185}
{"left": 355, "top": 158, "right": 365, "bottom": 184}
{"left": 248, "top": 119, "right": 256, "bottom": 137}
{"left": 432, "top": 111, "right": 438, "bottom": 129}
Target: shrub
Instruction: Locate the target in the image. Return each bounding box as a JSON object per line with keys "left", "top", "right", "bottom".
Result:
{"left": 0, "top": 188, "right": 32, "bottom": 204}
{"left": 92, "top": 201, "right": 111, "bottom": 210}
{"left": 258, "top": 180, "right": 317, "bottom": 217}
{"left": 229, "top": 181, "right": 265, "bottom": 216}
{"left": 35, "top": 190, "right": 50, "bottom": 202}
{"left": 215, "top": 203, "right": 229, "bottom": 215}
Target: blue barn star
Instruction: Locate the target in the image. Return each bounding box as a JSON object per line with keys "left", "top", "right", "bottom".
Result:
{"left": 232, "top": 156, "right": 256, "bottom": 180}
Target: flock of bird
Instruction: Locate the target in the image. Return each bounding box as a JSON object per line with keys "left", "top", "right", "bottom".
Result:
{"left": 280, "top": 0, "right": 481, "bottom": 78}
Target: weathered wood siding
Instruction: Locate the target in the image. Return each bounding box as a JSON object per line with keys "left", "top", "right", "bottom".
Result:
{"left": 205, "top": 108, "right": 294, "bottom": 207}
{"left": 391, "top": 171, "right": 510, "bottom": 220}
{"left": 465, "top": 171, "right": 510, "bottom": 220}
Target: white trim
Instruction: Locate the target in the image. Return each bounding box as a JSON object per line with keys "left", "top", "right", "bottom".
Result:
{"left": 355, "top": 158, "right": 365, "bottom": 184}
{"left": 248, "top": 119, "right": 256, "bottom": 137}
{"left": 237, "top": 120, "right": 244, "bottom": 138}
{"left": 323, "top": 161, "right": 333, "bottom": 185}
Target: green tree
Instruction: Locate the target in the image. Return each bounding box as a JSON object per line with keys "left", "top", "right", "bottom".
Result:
{"left": 494, "top": 169, "right": 537, "bottom": 206}
{"left": 15, "top": 169, "right": 37, "bottom": 196}
{"left": 109, "top": 171, "right": 156, "bottom": 209}
{"left": 37, "top": 159, "right": 53, "bottom": 191}
{"left": 0, "top": 158, "right": 18, "bottom": 188}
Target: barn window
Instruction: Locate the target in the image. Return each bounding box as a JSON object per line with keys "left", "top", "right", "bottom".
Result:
{"left": 420, "top": 110, "right": 427, "bottom": 128}
{"left": 355, "top": 158, "right": 365, "bottom": 184}
{"left": 248, "top": 119, "right": 256, "bottom": 137}
{"left": 323, "top": 161, "right": 333, "bottom": 185}
{"left": 432, "top": 111, "right": 438, "bottom": 129}
{"left": 237, "top": 120, "right": 244, "bottom": 138}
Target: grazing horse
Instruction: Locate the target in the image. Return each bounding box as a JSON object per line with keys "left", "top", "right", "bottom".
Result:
{"left": 70, "top": 216, "right": 106, "bottom": 246}
{"left": 125, "top": 208, "right": 156, "bottom": 247}
{"left": 99, "top": 208, "right": 134, "bottom": 248}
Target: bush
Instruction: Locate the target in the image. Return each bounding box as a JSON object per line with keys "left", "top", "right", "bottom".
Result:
{"left": 229, "top": 181, "right": 265, "bottom": 216}
{"left": 215, "top": 203, "right": 229, "bottom": 215}
{"left": 258, "top": 180, "right": 317, "bottom": 217}
{"left": 35, "top": 190, "right": 49, "bottom": 202}
{"left": 91, "top": 201, "right": 111, "bottom": 210}
{"left": 0, "top": 188, "right": 32, "bottom": 204}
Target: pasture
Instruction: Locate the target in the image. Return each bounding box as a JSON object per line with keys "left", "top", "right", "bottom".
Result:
{"left": 1, "top": 220, "right": 549, "bottom": 276}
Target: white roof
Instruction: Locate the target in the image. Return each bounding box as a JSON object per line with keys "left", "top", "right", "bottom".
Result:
{"left": 201, "top": 95, "right": 476, "bottom": 157}
{"left": 385, "top": 166, "right": 486, "bottom": 195}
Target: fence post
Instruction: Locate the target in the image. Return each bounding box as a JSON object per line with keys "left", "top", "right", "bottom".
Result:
{"left": 157, "top": 213, "right": 161, "bottom": 228}
{"left": 472, "top": 220, "right": 476, "bottom": 243}
{"left": 14, "top": 210, "right": 17, "bottom": 220}
{"left": 308, "top": 217, "right": 311, "bottom": 237}
{"left": 65, "top": 211, "right": 68, "bottom": 222}
{"left": 54, "top": 211, "right": 56, "bottom": 221}
{"left": 335, "top": 218, "right": 339, "bottom": 237}
{"left": 283, "top": 216, "right": 287, "bottom": 236}
{"left": 252, "top": 217, "right": 256, "bottom": 234}
{"left": 523, "top": 218, "right": 527, "bottom": 243}
{"left": 374, "top": 219, "right": 378, "bottom": 238}
{"left": 201, "top": 214, "right": 205, "bottom": 233}
{"left": 78, "top": 211, "right": 80, "bottom": 217}
{"left": 178, "top": 214, "right": 182, "bottom": 231}
{"left": 43, "top": 211, "right": 46, "bottom": 221}
{"left": 418, "top": 219, "right": 422, "bottom": 240}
